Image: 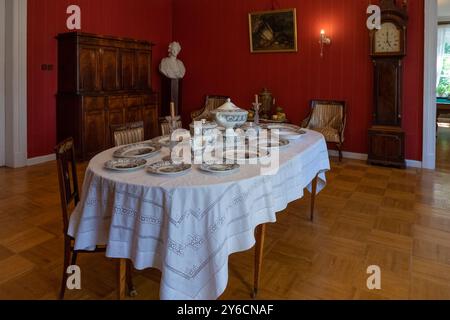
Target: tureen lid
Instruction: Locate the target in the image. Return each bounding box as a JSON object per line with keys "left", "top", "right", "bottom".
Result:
{"left": 216, "top": 99, "right": 245, "bottom": 112}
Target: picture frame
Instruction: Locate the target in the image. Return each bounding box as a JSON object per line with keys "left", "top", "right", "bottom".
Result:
{"left": 248, "top": 8, "right": 298, "bottom": 53}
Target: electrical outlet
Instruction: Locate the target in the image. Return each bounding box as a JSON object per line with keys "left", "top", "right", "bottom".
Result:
{"left": 41, "top": 64, "right": 54, "bottom": 71}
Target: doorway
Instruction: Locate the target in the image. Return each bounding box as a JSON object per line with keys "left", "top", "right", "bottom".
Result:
{"left": 436, "top": 0, "right": 450, "bottom": 172}
{"left": 0, "top": 0, "right": 5, "bottom": 167}
{"left": 0, "top": 0, "right": 27, "bottom": 168}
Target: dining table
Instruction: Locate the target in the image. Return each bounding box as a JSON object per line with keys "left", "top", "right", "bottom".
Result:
{"left": 68, "top": 128, "right": 331, "bottom": 300}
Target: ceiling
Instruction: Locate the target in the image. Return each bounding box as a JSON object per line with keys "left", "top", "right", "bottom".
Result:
{"left": 439, "top": 0, "right": 450, "bottom": 18}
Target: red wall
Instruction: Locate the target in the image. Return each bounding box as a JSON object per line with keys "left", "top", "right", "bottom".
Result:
{"left": 27, "top": 0, "right": 173, "bottom": 158}
{"left": 173, "top": 0, "right": 424, "bottom": 160}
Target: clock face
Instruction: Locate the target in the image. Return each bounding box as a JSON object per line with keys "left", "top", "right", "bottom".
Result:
{"left": 374, "top": 22, "right": 402, "bottom": 54}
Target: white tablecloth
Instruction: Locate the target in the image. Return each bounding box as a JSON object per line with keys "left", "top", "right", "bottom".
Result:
{"left": 68, "top": 130, "right": 330, "bottom": 300}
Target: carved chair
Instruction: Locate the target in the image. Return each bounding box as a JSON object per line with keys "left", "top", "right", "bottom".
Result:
{"left": 302, "top": 100, "right": 347, "bottom": 161}
{"left": 110, "top": 121, "right": 145, "bottom": 147}
{"left": 190, "top": 95, "right": 230, "bottom": 121}
{"left": 55, "top": 138, "right": 136, "bottom": 299}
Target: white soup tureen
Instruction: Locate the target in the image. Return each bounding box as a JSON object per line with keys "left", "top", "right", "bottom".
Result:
{"left": 210, "top": 99, "right": 248, "bottom": 136}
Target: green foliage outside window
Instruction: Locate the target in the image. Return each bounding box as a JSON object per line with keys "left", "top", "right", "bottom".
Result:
{"left": 437, "top": 43, "right": 450, "bottom": 97}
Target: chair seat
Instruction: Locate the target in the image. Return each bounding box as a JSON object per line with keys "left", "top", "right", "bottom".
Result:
{"left": 311, "top": 127, "right": 341, "bottom": 143}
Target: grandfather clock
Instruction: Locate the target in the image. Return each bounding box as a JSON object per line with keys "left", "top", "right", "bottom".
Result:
{"left": 368, "top": 0, "right": 408, "bottom": 169}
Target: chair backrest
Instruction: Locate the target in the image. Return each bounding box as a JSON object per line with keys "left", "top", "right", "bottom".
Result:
{"left": 160, "top": 119, "right": 183, "bottom": 136}
{"left": 111, "top": 121, "right": 145, "bottom": 147}
{"left": 55, "top": 138, "right": 80, "bottom": 234}
{"left": 307, "top": 100, "right": 346, "bottom": 130}
{"left": 191, "top": 95, "right": 230, "bottom": 121}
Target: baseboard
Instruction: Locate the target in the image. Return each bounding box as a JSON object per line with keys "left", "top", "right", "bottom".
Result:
{"left": 405, "top": 159, "right": 423, "bottom": 168}
{"left": 328, "top": 150, "right": 368, "bottom": 161}
{"left": 27, "top": 154, "right": 56, "bottom": 166}
{"left": 328, "top": 150, "right": 423, "bottom": 168}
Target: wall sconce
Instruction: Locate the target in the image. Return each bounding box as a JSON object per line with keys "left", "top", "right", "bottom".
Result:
{"left": 319, "top": 29, "right": 331, "bottom": 57}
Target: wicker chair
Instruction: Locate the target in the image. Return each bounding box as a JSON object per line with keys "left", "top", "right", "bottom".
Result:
{"left": 110, "top": 121, "right": 145, "bottom": 147}
{"left": 190, "top": 95, "right": 230, "bottom": 121}
{"left": 302, "top": 100, "right": 347, "bottom": 161}
{"left": 55, "top": 138, "right": 136, "bottom": 299}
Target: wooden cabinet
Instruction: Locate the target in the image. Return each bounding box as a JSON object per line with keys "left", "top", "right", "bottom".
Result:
{"left": 57, "top": 32, "right": 160, "bottom": 160}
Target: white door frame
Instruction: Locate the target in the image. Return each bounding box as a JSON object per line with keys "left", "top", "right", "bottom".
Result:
{"left": 3, "top": 0, "right": 27, "bottom": 168}
{"left": 0, "top": 0, "right": 5, "bottom": 167}
{"left": 423, "top": 0, "right": 438, "bottom": 170}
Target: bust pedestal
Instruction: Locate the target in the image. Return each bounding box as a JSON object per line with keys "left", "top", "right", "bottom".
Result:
{"left": 161, "top": 76, "right": 183, "bottom": 117}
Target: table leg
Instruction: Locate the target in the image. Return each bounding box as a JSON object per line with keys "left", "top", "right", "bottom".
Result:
{"left": 310, "top": 175, "right": 318, "bottom": 222}
{"left": 253, "top": 224, "right": 266, "bottom": 299}
{"left": 118, "top": 259, "right": 127, "bottom": 300}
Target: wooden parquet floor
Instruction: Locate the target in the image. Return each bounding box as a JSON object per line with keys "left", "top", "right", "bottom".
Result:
{"left": 1, "top": 158, "right": 450, "bottom": 300}
{"left": 437, "top": 126, "right": 450, "bottom": 173}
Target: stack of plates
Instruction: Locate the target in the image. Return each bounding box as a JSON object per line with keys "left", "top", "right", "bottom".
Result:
{"left": 104, "top": 158, "right": 147, "bottom": 172}
{"left": 223, "top": 149, "right": 269, "bottom": 162}
{"left": 151, "top": 136, "right": 171, "bottom": 147}
{"left": 199, "top": 163, "right": 240, "bottom": 175}
{"left": 113, "top": 142, "right": 161, "bottom": 159}
{"left": 267, "top": 124, "right": 307, "bottom": 140}
{"left": 257, "top": 138, "right": 290, "bottom": 150}
{"left": 147, "top": 161, "right": 192, "bottom": 176}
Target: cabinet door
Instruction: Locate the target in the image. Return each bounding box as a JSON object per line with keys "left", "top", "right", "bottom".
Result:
{"left": 369, "top": 133, "right": 386, "bottom": 161}
{"left": 79, "top": 46, "right": 101, "bottom": 92}
{"left": 384, "top": 134, "right": 404, "bottom": 163}
{"left": 101, "top": 48, "right": 119, "bottom": 91}
{"left": 374, "top": 60, "right": 401, "bottom": 126}
{"left": 121, "top": 50, "right": 135, "bottom": 90}
{"left": 142, "top": 105, "right": 159, "bottom": 140}
{"left": 135, "top": 51, "right": 152, "bottom": 89}
{"left": 84, "top": 110, "right": 106, "bottom": 157}
{"left": 125, "top": 107, "right": 142, "bottom": 123}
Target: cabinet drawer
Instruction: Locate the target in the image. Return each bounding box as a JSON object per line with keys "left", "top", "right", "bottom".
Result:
{"left": 83, "top": 96, "right": 105, "bottom": 111}
{"left": 126, "top": 96, "right": 143, "bottom": 107}
{"left": 108, "top": 96, "right": 124, "bottom": 109}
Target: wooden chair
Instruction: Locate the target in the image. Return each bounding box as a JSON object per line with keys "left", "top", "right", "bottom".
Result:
{"left": 55, "top": 138, "right": 136, "bottom": 299}
{"left": 302, "top": 100, "right": 347, "bottom": 161}
{"left": 190, "top": 95, "right": 230, "bottom": 121}
{"left": 160, "top": 118, "right": 183, "bottom": 136}
{"left": 110, "top": 121, "right": 145, "bottom": 147}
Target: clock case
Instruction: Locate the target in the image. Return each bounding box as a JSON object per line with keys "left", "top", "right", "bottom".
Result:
{"left": 368, "top": 0, "right": 408, "bottom": 169}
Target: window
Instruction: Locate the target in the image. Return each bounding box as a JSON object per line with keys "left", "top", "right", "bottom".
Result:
{"left": 437, "top": 25, "right": 450, "bottom": 97}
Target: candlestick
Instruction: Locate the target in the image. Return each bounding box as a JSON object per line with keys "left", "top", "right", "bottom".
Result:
{"left": 170, "top": 102, "right": 176, "bottom": 118}
{"left": 255, "top": 94, "right": 259, "bottom": 104}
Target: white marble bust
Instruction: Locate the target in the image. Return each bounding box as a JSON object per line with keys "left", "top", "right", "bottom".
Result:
{"left": 159, "top": 42, "right": 186, "bottom": 79}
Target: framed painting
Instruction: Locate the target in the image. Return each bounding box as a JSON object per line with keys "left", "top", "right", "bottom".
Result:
{"left": 248, "top": 8, "right": 298, "bottom": 53}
